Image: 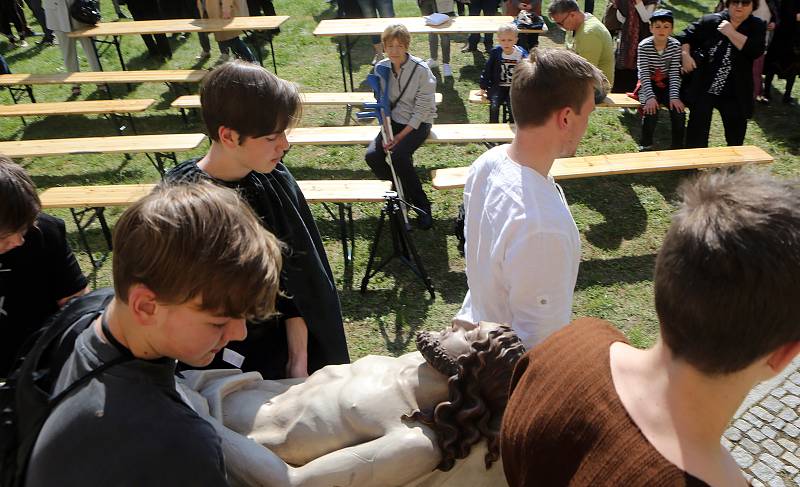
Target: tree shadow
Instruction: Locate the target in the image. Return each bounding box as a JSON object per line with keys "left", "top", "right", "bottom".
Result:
{"left": 751, "top": 97, "right": 800, "bottom": 154}
{"left": 576, "top": 253, "right": 656, "bottom": 290}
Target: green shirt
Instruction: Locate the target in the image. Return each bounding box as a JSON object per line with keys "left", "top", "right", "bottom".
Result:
{"left": 565, "top": 13, "right": 615, "bottom": 86}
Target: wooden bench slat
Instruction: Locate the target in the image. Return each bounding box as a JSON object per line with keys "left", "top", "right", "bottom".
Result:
{"left": 0, "top": 99, "right": 155, "bottom": 117}
{"left": 468, "top": 89, "right": 641, "bottom": 108}
{"left": 0, "top": 133, "right": 206, "bottom": 158}
{"left": 69, "top": 16, "right": 289, "bottom": 37}
{"left": 287, "top": 123, "right": 515, "bottom": 145}
{"left": 171, "top": 92, "right": 444, "bottom": 109}
{"left": 314, "top": 16, "right": 543, "bottom": 36}
{"left": 40, "top": 180, "right": 393, "bottom": 208}
{"left": 0, "top": 70, "right": 207, "bottom": 86}
{"left": 431, "top": 146, "right": 774, "bottom": 189}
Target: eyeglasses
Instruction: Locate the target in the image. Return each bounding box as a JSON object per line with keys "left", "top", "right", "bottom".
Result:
{"left": 550, "top": 12, "right": 571, "bottom": 27}
{"left": 729, "top": 0, "right": 752, "bottom": 6}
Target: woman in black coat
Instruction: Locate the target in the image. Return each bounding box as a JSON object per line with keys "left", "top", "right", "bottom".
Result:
{"left": 764, "top": 0, "right": 800, "bottom": 104}
{"left": 678, "top": 0, "right": 766, "bottom": 148}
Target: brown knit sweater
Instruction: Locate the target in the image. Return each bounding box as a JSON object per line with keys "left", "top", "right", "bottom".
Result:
{"left": 501, "top": 317, "right": 711, "bottom": 487}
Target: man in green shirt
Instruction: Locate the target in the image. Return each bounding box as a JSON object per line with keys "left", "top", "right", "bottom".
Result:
{"left": 549, "top": 0, "right": 615, "bottom": 87}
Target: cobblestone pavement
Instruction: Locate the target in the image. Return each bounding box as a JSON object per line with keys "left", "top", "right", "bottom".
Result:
{"left": 725, "top": 358, "right": 800, "bottom": 486}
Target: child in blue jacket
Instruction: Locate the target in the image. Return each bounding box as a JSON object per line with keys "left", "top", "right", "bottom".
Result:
{"left": 479, "top": 23, "right": 529, "bottom": 123}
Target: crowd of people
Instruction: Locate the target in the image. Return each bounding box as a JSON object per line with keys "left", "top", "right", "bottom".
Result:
{"left": 1, "top": 0, "right": 800, "bottom": 486}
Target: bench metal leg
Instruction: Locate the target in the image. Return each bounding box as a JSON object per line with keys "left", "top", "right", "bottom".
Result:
{"left": 269, "top": 37, "right": 277, "bottom": 75}
{"left": 7, "top": 85, "right": 36, "bottom": 104}
{"left": 70, "top": 206, "right": 112, "bottom": 270}
{"left": 322, "top": 202, "right": 355, "bottom": 275}
{"left": 145, "top": 151, "right": 178, "bottom": 177}
{"left": 90, "top": 37, "right": 106, "bottom": 72}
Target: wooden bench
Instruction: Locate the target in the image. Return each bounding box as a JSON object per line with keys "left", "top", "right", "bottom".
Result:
{"left": 172, "top": 92, "right": 444, "bottom": 125}
{"left": 69, "top": 16, "right": 289, "bottom": 72}
{"left": 468, "top": 90, "right": 641, "bottom": 109}
{"left": 430, "top": 146, "right": 774, "bottom": 190}
{"left": 0, "top": 98, "right": 155, "bottom": 134}
{"left": 0, "top": 133, "right": 206, "bottom": 175}
{"left": 0, "top": 70, "right": 207, "bottom": 103}
{"left": 40, "top": 179, "right": 393, "bottom": 269}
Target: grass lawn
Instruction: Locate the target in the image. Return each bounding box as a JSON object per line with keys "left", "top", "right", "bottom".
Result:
{"left": 1, "top": 0, "right": 798, "bottom": 358}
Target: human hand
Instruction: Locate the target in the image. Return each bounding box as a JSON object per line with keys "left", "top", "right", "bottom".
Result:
{"left": 796, "top": 12, "right": 800, "bottom": 21}
{"left": 681, "top": 51, "right": 697, "bottom": 74}
{"left": 669, "top": 99, "right": 685, "bottom": 113}
{"left": 717, "top": 20, "right": 735, "bottom": 37}
{"left": 479, "top": 89, "right": 487, "bottom": 98}
{"left": 222, "top": 5, "right": 232, "bottom": 19}
{"left": 383, "top": 131, "right": 407, "bottom": 151}
{"left": 767, "top": 22, "right": 776, "bottom": 31}
{"left": 643, "top": 98, "right": 659, "bottom": 115}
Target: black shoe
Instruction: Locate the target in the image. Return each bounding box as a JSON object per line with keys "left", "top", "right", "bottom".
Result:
{"left": 783, "top": 96, "right": 797, "bottom": 106}
{"left": 416, "top": 212, "right": 433, "bottom": 230}
{"left": 484, "top": 42, "right": 493, "bottom": 52}
{"left": 460, "top": 44, "right": 478, "bottom": 53}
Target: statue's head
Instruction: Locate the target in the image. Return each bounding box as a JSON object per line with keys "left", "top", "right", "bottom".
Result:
{"left": 410, "top": 322, "right": 526, "bottom": 472}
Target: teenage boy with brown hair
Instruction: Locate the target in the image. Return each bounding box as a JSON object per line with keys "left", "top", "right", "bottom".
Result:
{"left": 0, "top": 156, "right": 87, "bottom": 378}
{"left": 25, "top": 181, "right": 284, "bottom": 486}
{"left": 167, "top": 61, "right": 349, "bottom": 380}
{"left": 502, "top": 169, "right": 800, "bottom": 486}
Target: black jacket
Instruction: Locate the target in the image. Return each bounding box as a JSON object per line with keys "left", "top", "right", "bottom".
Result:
{"left": 677, "top": 11, "right": 766, "bottom": 118}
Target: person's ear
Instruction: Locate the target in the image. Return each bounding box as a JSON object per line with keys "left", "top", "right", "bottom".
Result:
{"left": 127, "top": 284, "right": 161, "bottom": 326}
{"left": 766, "top": 341, "right": 800, "bottom": 374}
{"left": 555, "top": 106, "right": 572, "bottom": 130}
{"left": 217, "top": 126, "right": 241, "bottom": 149}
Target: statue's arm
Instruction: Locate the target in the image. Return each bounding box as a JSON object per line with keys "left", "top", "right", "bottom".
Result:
{"left": 289, "top": 426, "right": 441, "bottom": 487}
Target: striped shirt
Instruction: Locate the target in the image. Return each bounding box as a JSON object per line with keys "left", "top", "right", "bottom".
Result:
{"left": 636, "top": 36, "right": 682, "bottom": 103}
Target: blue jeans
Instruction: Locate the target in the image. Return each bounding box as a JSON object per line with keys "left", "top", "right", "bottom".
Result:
{"left": 219, "top": 37, "right": 256, "bottom": 62}
{"left": 468, "top": 0, "right": 499, "bottom": 49}
{"left": 356, "top": 0, "right": 395, "bottom": 44}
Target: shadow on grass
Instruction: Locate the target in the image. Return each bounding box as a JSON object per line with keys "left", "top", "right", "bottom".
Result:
{"left": 576, "top": 253, "right": 656, "bottom": 290}
{"left": 752, "top": 100, "right": 800, "bottom": 154}
{"left": 436, "top": 72, "right": 469, "bottom": 123}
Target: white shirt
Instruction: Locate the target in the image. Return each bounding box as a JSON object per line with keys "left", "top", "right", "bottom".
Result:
{"left": 455, "top": 145, "right": 581, "bottom": 349}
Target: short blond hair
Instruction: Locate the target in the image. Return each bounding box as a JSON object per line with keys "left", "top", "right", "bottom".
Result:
{"left": 381, "top": 24, "right": 411, "bottom": 48}
{"left": 497, "top": 23, "right": 519, "bottom": 36}
{"left": 112, "top": 181, "right": 283, "bottom": 320}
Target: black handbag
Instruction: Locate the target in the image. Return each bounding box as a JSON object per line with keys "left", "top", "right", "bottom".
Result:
{"left": 70, "top": 0, "right": 102, "bottom": 25}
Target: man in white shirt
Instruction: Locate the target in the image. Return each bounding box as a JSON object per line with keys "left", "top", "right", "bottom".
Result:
{"left": 454, "top": 48, "right": 605, "bottom": 349}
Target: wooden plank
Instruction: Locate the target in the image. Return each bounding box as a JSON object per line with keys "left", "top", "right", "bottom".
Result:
{"left": 468, "top": 89, "right": 640, "bottom": 108}
{"left": 0, "top": 99, "right": 155, "bottom": 117}
{"left": 0, "top": 133, "right": 206, "bottom": 158}
{"left": 431, "top": 146, "right": 774, "bottom": 189}
{"left": 69, "top": 16, "right": 289, "bottom": 37}
{"left": 314, "top": 16, "right": 543, "bottom": 37}
{"left": 171, "top": 92, "right": 444, "bottom": 109}
{"left": 40, "top": 180, "right": 393, "bottom": 209}
{"left": 287, "top": 123, "right": 515, "bottom": 145}
{"left": 0, "top": 70, "right": 207, "bottom": 86}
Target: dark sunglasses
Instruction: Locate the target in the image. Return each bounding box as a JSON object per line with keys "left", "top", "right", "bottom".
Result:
{"left": 729, "top": 0, "right": 752, "bottom": 5}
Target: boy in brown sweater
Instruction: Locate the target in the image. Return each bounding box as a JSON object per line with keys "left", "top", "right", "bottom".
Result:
{"left": 501, "top": 170, "right": 800, "bottom": 486}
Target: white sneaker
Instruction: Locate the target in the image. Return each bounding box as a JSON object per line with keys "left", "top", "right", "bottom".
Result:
{"left": 196, "top": 50, "right": 211, "bottom": 60}
{"left": 426, "top": 58, "right": 438, "bottom": 69}
{"left": 442, "top": 63, "right": 452, "bottom": 77}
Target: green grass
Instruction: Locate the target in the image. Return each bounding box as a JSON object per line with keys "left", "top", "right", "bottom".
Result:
{"left": 1, "top": 0, "right": 798, "bottom": 357}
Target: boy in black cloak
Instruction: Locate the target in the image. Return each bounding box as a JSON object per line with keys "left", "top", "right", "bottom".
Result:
{"left": 166, "top": 60, "right": 350, "bottom": 379}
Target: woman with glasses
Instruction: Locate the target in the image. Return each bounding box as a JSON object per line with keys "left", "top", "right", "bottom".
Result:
{"left": 678, "top": 0, "right": 766, "bottom": 148}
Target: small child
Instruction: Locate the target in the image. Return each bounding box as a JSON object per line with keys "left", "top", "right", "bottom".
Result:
{"left": 636, "top": 9, "right": 685, "bottom": 151}
{"left": 479, "top": 23, "right": 528, "bottom": 123}
{"left": 418, "top": 0, "right": 456, "bottom": 77}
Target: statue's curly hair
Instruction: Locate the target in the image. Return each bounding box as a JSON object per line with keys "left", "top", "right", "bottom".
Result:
{"left": 405, "top": 325, "right": 525, "bottom": 472}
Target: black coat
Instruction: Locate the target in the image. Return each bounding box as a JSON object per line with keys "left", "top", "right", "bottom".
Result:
{"left": 765, "top": 0, "right": 800, "bottom": 79}
{"left": 677, "top": 11, "right": 766, "bottom": 118}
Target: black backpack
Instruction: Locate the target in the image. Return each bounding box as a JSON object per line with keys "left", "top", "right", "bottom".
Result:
{"left": 0, "top": 288, "right": 129, "bottom": 487}
{"left": 69, "top": 0, "right": 101, "bottom": 25}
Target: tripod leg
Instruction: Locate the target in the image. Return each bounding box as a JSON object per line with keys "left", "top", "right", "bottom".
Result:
{"left": 360, "top": 206, "right": 388, "bottom": 294}
{"left": 390, "top": 201, "right": 435, "bottom": 299}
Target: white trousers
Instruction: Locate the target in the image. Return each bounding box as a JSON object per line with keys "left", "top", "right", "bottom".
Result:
{"left": 53, "top": 30, "right": 102, "bottom": 72}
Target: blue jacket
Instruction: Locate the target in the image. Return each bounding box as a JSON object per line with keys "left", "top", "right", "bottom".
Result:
{"left": 479, "top": 45, "right": 529, "bottom": 91}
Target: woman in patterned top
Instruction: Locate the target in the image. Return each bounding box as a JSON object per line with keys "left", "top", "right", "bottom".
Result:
{"left": 678, "top": 0, "right": 766, "bottom": 148}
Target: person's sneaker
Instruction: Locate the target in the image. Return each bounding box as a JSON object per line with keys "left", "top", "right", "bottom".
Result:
{"left": 783, "top": 96, "right": 797, "bottom": 106}
{"left": 426, "top": 58, "right": 438, "bottom": 69}
{"left": 196, "top": 50, "right": 211, "bottom": 61}
{"left": 217, "top": 53, "right": 230, "bottom": 64}
{"left": 756, "top": 95, "right": 770, "bottom": 105}
{"left": 17, "top": 39, "right": 28, "bottom": 48}
{"left": 442, "top": 63, "right": 453, "bottom": 77}
{"left": 38, "top": 35, "right": 55, "bottom": 46}
{"left": 416, "top": 212, "right": 434, "bottom": 231}
{"left": 638, "top": 145, "right": 653, "bottom": 152}
{"left": 460, "top": 44, "right": 477, "bottom": 53}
